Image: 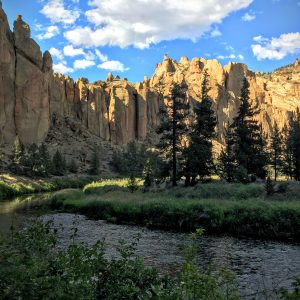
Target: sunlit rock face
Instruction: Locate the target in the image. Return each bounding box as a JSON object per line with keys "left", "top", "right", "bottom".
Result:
{"left": 0, "top": 4, "right": 299, "bottom": 148}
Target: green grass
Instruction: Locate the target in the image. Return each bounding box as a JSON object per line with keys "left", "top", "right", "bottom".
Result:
{"left": 47, "top": 179, "right": 300, "bottom": 241}
{"left": 0, "top": 175, "right": 100, "bottom": 200}
{"left": 83, "top": 178, "right": 143, "bottom": 195}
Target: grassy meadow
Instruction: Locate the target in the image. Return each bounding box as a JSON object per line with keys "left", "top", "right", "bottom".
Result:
{"left": 0, "top": 174, "right": 100, "bottom": 200}
{"left": 45, "top": 179, "right": 300, "bottom": 241}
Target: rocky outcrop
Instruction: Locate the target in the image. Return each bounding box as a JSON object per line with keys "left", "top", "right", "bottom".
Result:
{"left": 0, "top": 5, "right": 300, "bottom": 150}
{"left": 0, "top": 4, "right": 16, "bottom": 144}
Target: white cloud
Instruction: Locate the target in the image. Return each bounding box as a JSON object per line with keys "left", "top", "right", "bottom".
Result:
{"left": 216, "top": 54, "right": 244, "bottom": 60}
{"left": 64, "top": 0, "right": 253, "bottom": 49}
{"left": 98, "top": 60, "right": 129, "bottom": 72}
{"left": 210, "top": 28, "right": 222, "bottom": 37}
{"left": 53, "top": 62, "right": 74, "bottom": 73}
{"left": 73, "top": 59, "right": 95, "bottom": 69}
{"left": 41, "top": 0, "right": 80, "bottom": 25}
{"left": 37, "top": 25, "right": 60, "bottom": 40}
{"left": 49, "top": 47, "right": 64, "bottom": 60}
{"left": 63, "top": 45, "right": 85, "bottom": 57}
{"left": 242, "top": 12, "right": 256, "bottom": 21}
{"left": 251, "top": 32, "right": 300, "bottom": 60}
{"left": 253, "top": 35, "right": 269, "bottom": 43}
{"left": 95, "top": 49, "right": 108, "bottom": 62}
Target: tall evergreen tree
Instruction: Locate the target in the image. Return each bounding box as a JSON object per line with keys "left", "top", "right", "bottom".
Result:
{"left": 156, "top": 82, "right": 189, "bottom": 186}
{"left": 52, "top": 150, "right": 65, "bottom": 176}
{"left": 89, "top": 146, "right": 100, "bottom": 175}
{"left": 218, "top": 123, "right": 237, "bottom": 182}
{"left": 231, "top": 77, "right": 268, "bottom": 181}
{"left": 184, "top": 69, "right": 217, "bottom": 185}
{"left": 282, "top": 124, "right": 294, "bottom": 180}
{"left": 39, "top": 143, "right": 52, "bottom": 177}
{"left": 289, "top": 109, "right": 300, "bottom": 180}
{"left": 26, "top": 143, "right": 40, "bottom": 176}
{"left": 269, "top": 122, "right": 283, "bottom": 181}
{"left": 10, "top": 136, "right": 26, "bottom": 174}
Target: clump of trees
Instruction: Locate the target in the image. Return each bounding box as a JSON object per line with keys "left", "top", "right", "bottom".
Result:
{"left": 218, "top": 78, "right": 268, "bottom": 183}
{"left": 4, "top": 137, "right": 106, "bottom": 178}
{"left": 5, "top": 138, "right": 83, "bottom": 177}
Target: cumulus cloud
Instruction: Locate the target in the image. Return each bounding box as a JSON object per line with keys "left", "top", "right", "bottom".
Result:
{"left": 63, "top": 45, "right": 85, "bottom": 57}
{"left": 95, "top": 49, "right": 108, "bottom": 62}
{"left": 73, "top": 59, "right": 95, "bottom": 69}
{"left": 64, "top": 0, "right": 253, "bottom": 49}
{"left": 53, "top": 62, "right": 74, "bottom": 73}
{"left": 37, "top": 25, "right": 60, "bottom": 40}
{"left": 49, "top": 47, "right": 64, "bottom": 60}
{"left": 253, "top": 35, "right": 269, "bottom": 43}
{"left": 41, "top": 0, "right": 80, "bottom": 25}
{"left": 251, "top": 32, "right": 300, "bottom": 60}
{"left": 98, "top": 60, "right": 129, "bottom": 72}
{"left": 216, "top": 54, "right": 244, "bottom": 60}
{"left": 242, "top": 12, "right": 256, "bottom": 21}
{"left": 210, "top": 28, "right": 222, "bottom": 38}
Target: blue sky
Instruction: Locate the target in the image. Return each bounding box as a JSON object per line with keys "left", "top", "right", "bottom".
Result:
{"left": 2, "top": 0, "right": 300, "bottom": 83}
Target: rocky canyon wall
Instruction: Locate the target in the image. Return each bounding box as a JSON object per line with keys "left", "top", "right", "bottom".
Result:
{"left": 1, "top": 4, "right": 300, "bottom": 149}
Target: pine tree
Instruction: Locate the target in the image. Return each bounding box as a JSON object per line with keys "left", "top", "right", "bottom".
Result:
{"left": 218, "top": 124, "right": 237, "bottom": 182}
{"left": 269, "top": 122, "right": 283, "bottom": 181}
{"left": 39, "top": 143, "right": 52, "bottom": 177}
{"left": 156, "top": 82, "right": 189, "bottom": 186}
{"left": 26, "top": 143, "right": 40, "bottom": 176}
{"left": 282, "top": 124, "right": 294, "bottom": 180}
{"left": 184, "top": 69, "right": 217, "bottom": 185}
{"left": 52, "top": 150, "right": 65, "bottom": 176}
{"left": 10, "top": 136, "right": 25, "bottom": 174}
{"left": 231, "top": 77, "right": 268, "bottom": 181}
{"left": 143, "top": 158, "right": 154, "bottom": 188}
{"left": 127, "top": 173, "right": 139, "bottom": 193}
{"left": 89, "top": 146, "right": 100, "bottom": 175}
{"left": 289, "top": 109, "right": 300, "bottom": 180}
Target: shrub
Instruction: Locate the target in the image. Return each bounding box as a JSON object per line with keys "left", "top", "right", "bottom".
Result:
{"left": 0, "top": 220, "right": 240, "bottom": 300}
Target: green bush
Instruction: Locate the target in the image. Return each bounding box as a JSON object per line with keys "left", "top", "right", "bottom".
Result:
{"left": 0, "top": 220, "right": 239, "bottom": 300}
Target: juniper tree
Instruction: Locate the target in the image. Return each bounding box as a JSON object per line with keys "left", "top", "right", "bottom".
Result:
{"left": 269, "top": 122, "right": 283, "bottom": 181}
{"left": 231, "top": 77, "right": 268, "bottom": 181}
{"left": 156, "top": 82, "right": 189, "bottom": 186}
{"left": 10, "top": 136, "right": 26, "bottom": 174}
{"left": 218, "top": 124, "right": 237, "bottom": 182}
{"left": 127, "top": 173, "right": 139, "bottom": 193}
{"left": 89, "top": 146, "right": 100, "bottom": 175}
{"left": 26, "top": 143, "right": 40, "bottom": 176}
{"left": 52, "top": 150, "right": 65, "bottom": 176}
{"left": 184, "top": 69, "right": 217, "bottom": 185}
{"left": 39, "top": 143, "right": 52, "bottom": 177}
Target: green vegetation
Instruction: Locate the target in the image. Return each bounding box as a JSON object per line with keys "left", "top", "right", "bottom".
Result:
{"left": 156, "top": 82, "right": 189, "bottom": 186}
{"left": 0, "top": 220, "right": 242, "bottom": 300}
{"left": 47, "top": 180, "right": 300, "bottom": 241}
{"left": 89, "top": 146, "right": 100, "bottom": 175}
{"left": 184, "top": 69, "right": 217, "bottom": 185}
{"left": 0, "top": 175, "right": 99, "bottom": 200}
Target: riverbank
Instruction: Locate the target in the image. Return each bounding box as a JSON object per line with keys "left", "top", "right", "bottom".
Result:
{"left": 46, "top": 180, "right": 300, "bottom": 241}
{"left": 0, "top": 173, "right": 100, "bottom": 200}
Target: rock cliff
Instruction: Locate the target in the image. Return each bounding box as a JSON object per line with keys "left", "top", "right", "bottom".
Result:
{"left": 0, "top": 6, "right": 300, "bottom": 150}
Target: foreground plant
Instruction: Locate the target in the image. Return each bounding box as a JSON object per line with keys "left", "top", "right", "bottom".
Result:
{"left": 0, "top": 220, "right": 242, "bottom": 299}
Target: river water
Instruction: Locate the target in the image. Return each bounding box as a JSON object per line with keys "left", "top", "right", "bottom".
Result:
{"left": 1, "top": 195, "right": 300, "bottom": 299}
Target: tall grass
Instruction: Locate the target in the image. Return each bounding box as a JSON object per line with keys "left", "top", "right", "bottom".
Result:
{"left": 49, "top": 189, "right": 300, "bottom": 241}
{"left": 0, "top": 176, "right": 98, "bottom": 200}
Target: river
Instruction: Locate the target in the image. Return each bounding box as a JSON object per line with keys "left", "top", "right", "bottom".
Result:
{"left": 1, "top": 195, "right": 300, "bottom": 299}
